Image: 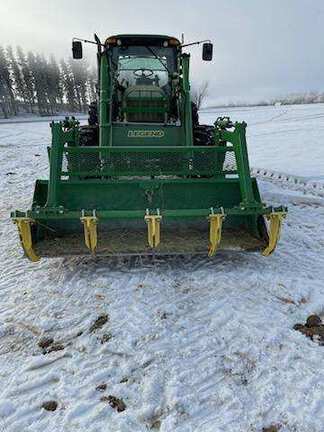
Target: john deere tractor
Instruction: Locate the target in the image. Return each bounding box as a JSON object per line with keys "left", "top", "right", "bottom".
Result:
{"left": 11, "top": 34, "right": 286, "bottom": 261}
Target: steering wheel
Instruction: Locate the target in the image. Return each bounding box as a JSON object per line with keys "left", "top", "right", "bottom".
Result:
{"left": 133, "top": 69, "right": 154, "bottom": 78}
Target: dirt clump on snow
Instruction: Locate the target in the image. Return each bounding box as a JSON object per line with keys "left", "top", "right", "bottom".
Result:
{"left": 99, "top": 333, "right": 112, "bottom": 344}
{"left": 96, "top": 383, "right": 107, "bottom": 392}
{"left": 150, "top": 419, "right": 161, "bottom": 429}
{"left": 262, "top": 425, "right": 281, "bottom": 432}
{"left": 38, "top": 336, "right": 65, "bottom": 354}
{"left": 38, "top": 337, "right": 54, "bottom": 349}
{"left": 47, "top": 343, "right": 65, "bottom": 353}
{"left": 148, "top": 414, "right": 162, "bottom": 430}
{"left": 294, "top": 314, "right": 324, "bottom": 344}
{"left": 41, "top": 401, "right": 58, "bottom": 411}
{"left": 275, "top": 294, "right": 308, "bottom": 306}
{"left": 101, "top": 395, "right": 126, "bottom": 412}
{"left": 306, "top": 314, "right": 322, "bottom": 327}
{"left": 90, "top": 314, "right": 109, "bottom": 333}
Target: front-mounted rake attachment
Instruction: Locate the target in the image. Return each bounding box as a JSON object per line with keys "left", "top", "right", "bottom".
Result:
{"left": 11, "top": 117, "right": 287, "bottom": 262}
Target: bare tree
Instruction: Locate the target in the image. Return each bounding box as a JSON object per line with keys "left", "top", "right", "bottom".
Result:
{"left": 191, "top": 80, "right": 209, "bottom": 110}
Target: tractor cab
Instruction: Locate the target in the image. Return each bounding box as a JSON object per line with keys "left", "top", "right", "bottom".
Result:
{"left": 72, "top": 33, "right": 215, "bottom": 146}
{"left": 106, "top": 35, "right": 180, "bottom": 124}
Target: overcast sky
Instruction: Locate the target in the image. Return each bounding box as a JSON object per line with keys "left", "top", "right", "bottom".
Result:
{"left": 0, "top": 0, "right": 323, "bottom": 104}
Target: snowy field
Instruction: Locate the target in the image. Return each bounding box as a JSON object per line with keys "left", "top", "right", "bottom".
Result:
{"left": 201, "top": 103, "right": 324, "bottom": 182}
{"left": 1, "top": 104, "right": 324, "bottom": 431}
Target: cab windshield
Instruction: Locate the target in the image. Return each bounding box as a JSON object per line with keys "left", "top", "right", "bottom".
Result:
{"left": 112, "top": 46, "right": 177, "bottom": 91}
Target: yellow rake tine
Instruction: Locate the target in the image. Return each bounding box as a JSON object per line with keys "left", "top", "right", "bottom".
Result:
{"left": 208, "top": 211, "right": 225, "bottom": 257}
{"left": 146, "top": 217, "right": 154, "bottom": 248}
{"left": 13, "top": 217, "right": 40, "bottom": 262}
{"left": 80, "top": 216, "right": 98, "bottom": 253}
{"left": 262, "top": 211, "right": 287, "bottom": 256}
{"left": 155, "top": 217, "right": 161, "bottom": 246}
{"left": 144, "top": 214, "right": 162, "bottom": 248}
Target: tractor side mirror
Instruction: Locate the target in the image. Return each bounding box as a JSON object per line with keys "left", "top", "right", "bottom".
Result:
{"left": 202, "top": 43, "right": 213, "bottom": 61}
{"left": 72, "top": 41, "right": 83, "bottom": 59}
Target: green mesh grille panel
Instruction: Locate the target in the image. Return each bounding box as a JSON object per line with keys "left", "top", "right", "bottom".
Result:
{"left": 62, "top": 147, "right": 237, "bottom": 178}
{"left": 122, "top": 85, "right": 167, "bottom": 123}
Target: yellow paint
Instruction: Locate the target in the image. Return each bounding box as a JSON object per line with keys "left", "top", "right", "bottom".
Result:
{"left": 208, "top": 212, "right": 225, "bottom": 257}
{"left": 262, "top": 212, "right": 287, "bottom": 256}
{"left": 144, "top": 214, "right": 162, "bottom": 248}
{"left": 80, "top": 216, "right": 98, "bottom": 253}
{"left": 13, "top": 217, "right": 40, "bottom": 262}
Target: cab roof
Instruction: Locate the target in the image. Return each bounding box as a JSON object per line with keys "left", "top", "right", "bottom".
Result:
{"left": 104, "top": 34, "right": 180, "bottom": 47}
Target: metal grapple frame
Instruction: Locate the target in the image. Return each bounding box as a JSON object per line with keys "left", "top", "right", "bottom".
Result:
{"left": 12, "top": 117, "right": 286, "bottom": 261}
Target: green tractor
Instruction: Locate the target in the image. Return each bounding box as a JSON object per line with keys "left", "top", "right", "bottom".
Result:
{"left": 11, "top": 34, "right": 286, "bottom": 261}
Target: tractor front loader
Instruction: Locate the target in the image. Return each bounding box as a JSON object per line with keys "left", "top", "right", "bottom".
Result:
{"left": 11, "top": 34, "right": 287, "bottom": 261}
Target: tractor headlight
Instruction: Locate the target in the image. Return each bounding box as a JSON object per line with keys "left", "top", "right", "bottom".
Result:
{"left": 168, "top": 38, "right": 180, "bottom": 46}
{"left": 105, "top": 36, "right": 117, "bottom": 46}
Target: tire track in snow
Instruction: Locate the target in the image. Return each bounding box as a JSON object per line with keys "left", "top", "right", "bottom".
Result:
{"left": 251, "top": 167, "right": 324, "bottom": 198}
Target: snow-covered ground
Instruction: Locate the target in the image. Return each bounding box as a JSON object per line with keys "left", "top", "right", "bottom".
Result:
{"left": 201, "top": 103, "right": 324, "bottom": 182}
{"left": 1, "top": 104, "right": 324, "bottom": 432}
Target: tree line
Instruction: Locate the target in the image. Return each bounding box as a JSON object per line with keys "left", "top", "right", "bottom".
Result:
{"left": 0, "top": 46, "right": 97, "bottom": 118}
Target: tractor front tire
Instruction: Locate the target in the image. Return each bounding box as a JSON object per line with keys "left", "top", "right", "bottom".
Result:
{"left": 88, "top": 101, "right": 98, "bottom": 126}
{"left": 79, "top": 125, "right": 98, "bottom": 146}
{"left": 193, "top": 125, "right": 214, "bottom": 146}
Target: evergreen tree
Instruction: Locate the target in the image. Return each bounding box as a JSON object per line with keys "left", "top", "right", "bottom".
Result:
{"left": 87, "top": 67, "right": 97, "bottom": 103}
{"left": 28, "top": 52, "right": 49, "bottom": 115}
{"left": 0, "top": 46, "right": 95, "bottom": 117}
{"left": 0, "top": 46, "right": 9, "bottom": 118}
{"left": 50, "top": 55, "right": 63, "bottom": 107}
{"left": 17, "top": 46, "right": 35, "bottom": 113}
{"left": 70, "top": 58, "right": 88, "bottom": 112}
{"left": 60, "top": 59, "right": 77, "bottom": 111}
{"left": 0, "top": 45, "right": 17, "bottom": 116}
{"left": 6, "top": 46, "right": 25, "bottom": 111}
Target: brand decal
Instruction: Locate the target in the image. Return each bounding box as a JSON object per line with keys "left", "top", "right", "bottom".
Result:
{"left": 127, "top": 130, "right": 164, "bottom": 138}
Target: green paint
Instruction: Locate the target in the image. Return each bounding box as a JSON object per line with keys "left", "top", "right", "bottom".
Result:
{"left": 11, "top": 33, "right": 287, "bottom": 256}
